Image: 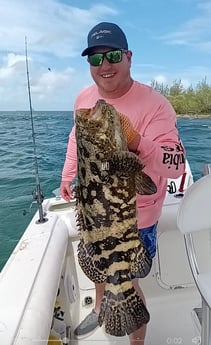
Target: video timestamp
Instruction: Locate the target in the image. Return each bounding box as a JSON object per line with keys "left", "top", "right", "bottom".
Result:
{"left": 166, "top": 336, "right": 200, "bottom": 344}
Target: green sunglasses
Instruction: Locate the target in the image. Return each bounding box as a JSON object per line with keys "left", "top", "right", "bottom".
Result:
{"left": 88, "top": 49, "right": 127, "bottom": 67}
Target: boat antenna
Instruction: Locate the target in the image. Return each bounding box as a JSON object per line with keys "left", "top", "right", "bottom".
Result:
{"left": 25, "top": 36, "right": 47, "bottom": 224}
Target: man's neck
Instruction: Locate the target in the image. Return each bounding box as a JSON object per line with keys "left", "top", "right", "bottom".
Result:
{"left": 98, "top": 78, "right": 134, "bottom": 99}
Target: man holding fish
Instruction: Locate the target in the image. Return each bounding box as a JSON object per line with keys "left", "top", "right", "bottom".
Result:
{"left": 60, "top": 22, "right": 186, "bottom": 345}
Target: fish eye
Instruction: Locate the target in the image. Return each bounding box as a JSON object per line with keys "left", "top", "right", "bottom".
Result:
{"left": 95, "top": 122, "right": 101, "bottom": 129}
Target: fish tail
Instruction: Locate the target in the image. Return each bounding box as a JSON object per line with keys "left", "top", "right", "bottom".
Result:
{"left": 98, "top": 284, "right": 150, "bottom": 336}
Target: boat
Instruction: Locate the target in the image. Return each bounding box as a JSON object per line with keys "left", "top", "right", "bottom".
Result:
{"left": 2, "top": 39, "right": 211, "bottom": 345}
{"left": 1, "top": 160, "right": 211, "bottom": 345}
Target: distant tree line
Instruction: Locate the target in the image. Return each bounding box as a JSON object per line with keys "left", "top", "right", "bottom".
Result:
{"left": 151, "top": 77, "right": 211, "bottom": 116}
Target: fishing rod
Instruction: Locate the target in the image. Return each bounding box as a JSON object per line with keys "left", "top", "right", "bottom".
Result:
{"left": 25, "top": 36, "right": 47, "bottom": 224}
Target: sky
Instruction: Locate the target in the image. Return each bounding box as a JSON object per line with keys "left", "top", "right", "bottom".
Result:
{"left": 1, "top": 0, "right": 211, "bottom": 110}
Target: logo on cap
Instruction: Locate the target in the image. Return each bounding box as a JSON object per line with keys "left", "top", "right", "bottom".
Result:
{"left": 91, "top": 30, "right": 112, "bottom": 40}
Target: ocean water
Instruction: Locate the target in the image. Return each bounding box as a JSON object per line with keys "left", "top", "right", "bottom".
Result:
{"left": 0, "top": 111, "right": 211, "bottom": 271}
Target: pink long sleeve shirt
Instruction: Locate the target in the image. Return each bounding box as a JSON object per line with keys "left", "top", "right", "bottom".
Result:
{"left": 62, "top": 81, "right": 186, "bottom": 228}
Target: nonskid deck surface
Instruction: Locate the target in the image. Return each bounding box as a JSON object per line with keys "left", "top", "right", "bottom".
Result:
{"left": 71, "top": 285, "right": 200, "bottom": 345}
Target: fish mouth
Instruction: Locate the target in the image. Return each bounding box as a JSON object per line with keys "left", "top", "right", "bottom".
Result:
{"left": 76, "top": 100, "right": 110, "bottom": 132}
{"left": 90, "top": 99, "right": 107, "bottom": 120}
{"left": 77, "top": 100, "right": 106, "bottom": 121}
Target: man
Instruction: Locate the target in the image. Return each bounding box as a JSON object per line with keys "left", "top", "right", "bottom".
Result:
{"left": 60, "top": 22, "right": 186, "bottom": 345}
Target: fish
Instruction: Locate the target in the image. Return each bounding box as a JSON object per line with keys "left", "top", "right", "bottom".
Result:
{"left": 75, "top": 99, "right": 157, "bottom": 336}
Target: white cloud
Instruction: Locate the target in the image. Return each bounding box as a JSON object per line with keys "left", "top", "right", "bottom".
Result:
{"left": 154, "top": 74, "right": 167, "bottom": 84}
{"left": 0, "top": 0, "right": 211, "bottom": 110}
{"left": 0, "top": 65, "right": 12, "bottom": 80}
{"left": 0, "top": 51, "right": 90, "bottom": 110}
{"left": 133, "top": 62, "right": 211, "bottom": 91}
{"left": 134, "top": 63, "right": 164, "bottom": 69}
{"left": 180, "top": 78, "right": 191, "bottom": 88}
{"left": 159, "top": 1, "right": 211, "bottom": 52}
{"left": 0, "top": 0, "right": 118, "bottom": 109}
{"left": 0, "top": 53, "right": 26, "bottom": 81}
{"left": 0, "top": 0, "right": 118, "bottom": 57}
{"left": 6, "top": 53, "right": 26, "bottom": 68}
{"left": 31, "top": 68, "right": 74, "bottom": 95}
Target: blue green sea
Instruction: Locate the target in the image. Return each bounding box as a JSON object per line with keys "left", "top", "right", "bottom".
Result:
{"left": 0, "top": 111, "right": 211, "bottom": 271}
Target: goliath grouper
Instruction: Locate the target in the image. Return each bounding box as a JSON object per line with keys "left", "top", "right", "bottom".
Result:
{"left": 75, "top": 99, "right": 157, "bottom": 336}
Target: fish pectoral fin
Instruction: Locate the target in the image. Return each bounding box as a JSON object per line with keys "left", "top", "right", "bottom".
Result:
{"left": 105, "top": 151, "right": 143, "bottom": 176}
{"left": 135, "top": 171, "right": 157, "bottom": 195}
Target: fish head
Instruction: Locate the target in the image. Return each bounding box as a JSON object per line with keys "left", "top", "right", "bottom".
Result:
{"left": 75, "top": 100, "right": 123, "bottom": 151}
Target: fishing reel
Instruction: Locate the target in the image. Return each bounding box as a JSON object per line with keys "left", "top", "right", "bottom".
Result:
{"left": 22, "top": 200, "right": 37, "bottom": 216}
{"left": 22, "top": 188, "right": 44, "bottom": 216}
{"left": 32, "top": 188, "right": 44, "bottom": 204}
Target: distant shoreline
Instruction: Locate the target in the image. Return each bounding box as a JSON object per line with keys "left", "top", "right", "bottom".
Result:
{"left": 177, "top": 114, "right": 211, "bottom": 118}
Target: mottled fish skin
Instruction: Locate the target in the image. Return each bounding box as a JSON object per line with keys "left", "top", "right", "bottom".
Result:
{"left": 75, "top": 99, "right": 157, "bottom": 336}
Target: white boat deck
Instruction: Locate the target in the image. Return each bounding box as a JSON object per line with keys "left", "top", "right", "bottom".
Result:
{"left": 72, "top": 285, "right": 200, "bottom": 345}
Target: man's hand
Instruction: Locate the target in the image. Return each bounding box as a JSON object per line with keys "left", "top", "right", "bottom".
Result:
{"left": 60, "top": 181, "right": 74, "bottom": 201}
{"left": 119, "top": 113, "right": 141, "bottom": 152}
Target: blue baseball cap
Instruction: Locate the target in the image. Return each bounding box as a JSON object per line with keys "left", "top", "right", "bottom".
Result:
{"left": 81, "top": 22, "right": 128, "bottom": 56}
